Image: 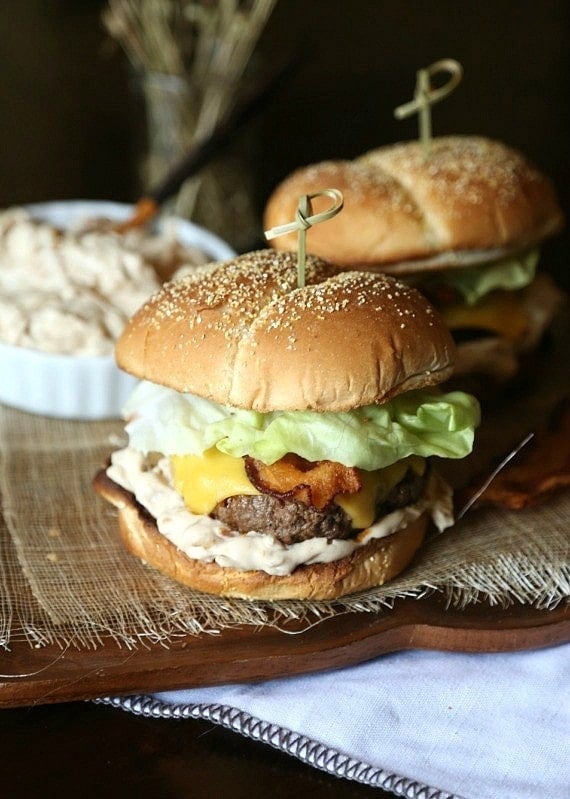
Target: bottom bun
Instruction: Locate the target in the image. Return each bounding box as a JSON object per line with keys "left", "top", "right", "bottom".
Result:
{"left": 94, "top": 470, "right": 427, "bottom": 600}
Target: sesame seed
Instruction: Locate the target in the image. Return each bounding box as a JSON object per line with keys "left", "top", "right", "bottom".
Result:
{"left": 130, "top": 250, "right": 452, "bottom": 376}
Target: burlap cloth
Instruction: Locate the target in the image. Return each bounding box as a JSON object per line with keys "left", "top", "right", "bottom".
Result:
{"left": 1, "top": 317, "right": 569, "bottom": 650}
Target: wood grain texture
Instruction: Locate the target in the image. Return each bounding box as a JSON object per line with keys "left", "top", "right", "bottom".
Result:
{"left": 1, "top": 593, "right": 568, "bottom": 708}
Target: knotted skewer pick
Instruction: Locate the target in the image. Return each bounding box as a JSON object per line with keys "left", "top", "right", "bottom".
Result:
{"left": 265, "top": 188, "right": 344, "bottom": 288}
{"left": 394, "top": 58, "right": 463, "bottom": 160}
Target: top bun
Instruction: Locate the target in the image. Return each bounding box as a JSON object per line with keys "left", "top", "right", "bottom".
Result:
{"left": 116, "top": 250, "right": 455, "bottom": 412}
{"left": 263, "top": 136, "right": 564, "bottom": 273}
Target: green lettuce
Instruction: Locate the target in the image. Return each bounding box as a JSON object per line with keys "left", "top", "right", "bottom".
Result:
{"left": 421, "top": 249, "right": 539, "bottom": 306}
{"left": 125, "top": 382, "right": 480, "bottom": 471}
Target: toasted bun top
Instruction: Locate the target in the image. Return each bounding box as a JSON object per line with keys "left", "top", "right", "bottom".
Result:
{"left": 116, "top": 250, "right": 455, "bottom": 412}
{"left": 263, "top": 136, "right": 564, "bottom": 273}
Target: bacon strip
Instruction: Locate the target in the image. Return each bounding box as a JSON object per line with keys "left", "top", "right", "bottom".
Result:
{"left": 245, "top": 454, "right": 361, "bottom": 510}
{"left": 460, "top": 398, "right": 570, "bottom": 511}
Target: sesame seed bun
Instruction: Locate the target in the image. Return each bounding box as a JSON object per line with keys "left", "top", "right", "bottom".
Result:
{"left": 93, "top": 467, "right": 428, "bottom": 600}
{"left": 115, "top": 250, "right": 456, "bottom": 412}
{"left": 97, "top": 251, "right": 457, "bottom": 600}
{"left": 263, "top": 136, "right": 564, "bottom": 273}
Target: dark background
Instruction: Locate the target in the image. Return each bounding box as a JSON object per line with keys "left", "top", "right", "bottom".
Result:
{"left": 0, "top": 1, "right": 568, "bottom": 287}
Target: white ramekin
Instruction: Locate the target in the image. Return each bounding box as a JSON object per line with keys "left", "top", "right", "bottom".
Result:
{"left": 0, "top": 200, "right": 235, "bottom": 420}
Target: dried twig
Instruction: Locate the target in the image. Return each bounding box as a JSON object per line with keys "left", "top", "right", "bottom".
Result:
{"left": 102, "top": 1, "right": 276, "bottom": 243}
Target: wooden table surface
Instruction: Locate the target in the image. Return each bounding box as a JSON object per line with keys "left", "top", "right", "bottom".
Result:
{"left": 1, "top": 700, "right": 396, "bottom": 799}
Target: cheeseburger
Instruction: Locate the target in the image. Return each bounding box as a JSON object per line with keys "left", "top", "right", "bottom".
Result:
{"left": 94, "top": 250, "right": 479, "bottom": 600}
{"left": 263, "top": 136, "right": 565, "bottom": 383}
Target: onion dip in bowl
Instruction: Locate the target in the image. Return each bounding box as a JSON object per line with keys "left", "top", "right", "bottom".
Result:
{"left": 0, "top": 200, "right": 235, "bottom": 419}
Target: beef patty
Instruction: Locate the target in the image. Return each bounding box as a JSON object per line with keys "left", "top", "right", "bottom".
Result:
{"left": 212, "top": 465, "right": 429, "bottom": 545}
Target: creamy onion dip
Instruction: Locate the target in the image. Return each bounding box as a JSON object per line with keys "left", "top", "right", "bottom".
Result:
{"left": 0, "top": 208, "right": 209, "bottom": 356}
{"left": 107, "top": 447, "right": 454, "bottom": 576}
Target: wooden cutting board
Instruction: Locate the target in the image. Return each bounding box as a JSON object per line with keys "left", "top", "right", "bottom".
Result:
{"left": 1, "top": 593, "right": 568, "bottom": 708}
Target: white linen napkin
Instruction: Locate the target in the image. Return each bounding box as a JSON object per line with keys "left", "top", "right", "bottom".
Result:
{"left": 101, "top": 642, "right": 570, "bottom": 799}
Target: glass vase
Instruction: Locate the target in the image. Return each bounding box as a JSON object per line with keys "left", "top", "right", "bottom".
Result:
{"left": 139, "top": 71, "right": 260, "bottom": 253}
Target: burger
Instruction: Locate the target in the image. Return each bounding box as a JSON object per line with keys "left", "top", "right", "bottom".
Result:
{"left": 263, "top": 136, "right": 565, "bottom": 385}
{"left": 93, "top": 250, "right": 480, "bottom": 600}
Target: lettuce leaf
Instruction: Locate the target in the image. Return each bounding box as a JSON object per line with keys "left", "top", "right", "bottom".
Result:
{"left": 422, "top": 250, "right": 539, "bottom": 305}
{"left": 125, "top": 382, "right": 480, "bottom": 471}
{"left": 124, "top": 380, "right": 232, "bottom": 456}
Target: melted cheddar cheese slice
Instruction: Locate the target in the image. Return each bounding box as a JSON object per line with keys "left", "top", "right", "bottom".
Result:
{"left": 171, "top": 448, "right": 259, "bottom": 516}
{"left": 441, "top": 291, "right": 528, "bottom": 342}
{"left": 336, "top": 455, "right": 425, "bottom": 528}
{"left": 171, "top": 449, "right": 425, "bottom": 529}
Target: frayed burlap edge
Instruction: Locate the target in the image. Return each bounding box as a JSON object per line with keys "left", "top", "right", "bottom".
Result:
{"left": 1, "top": 397, "right": 568, "bottom": 650}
